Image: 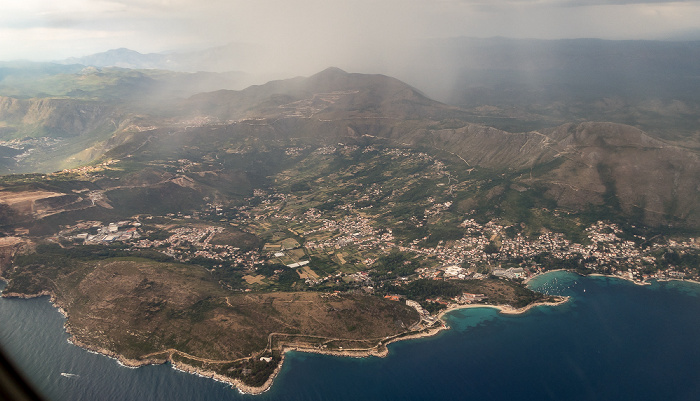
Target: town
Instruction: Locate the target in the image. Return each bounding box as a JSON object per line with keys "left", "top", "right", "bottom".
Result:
{"left": 54, "top": 141, "right": 699, "bottom": 302}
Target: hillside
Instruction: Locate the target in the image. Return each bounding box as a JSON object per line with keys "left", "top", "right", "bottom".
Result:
{"left": 1, "top": 65, "right": 698, "bottom": 393}
{"left": 0, "top": 67, "right": 697, "bottom": 229}
{"left": 177, "top": 69, "right": 700, "bottom": 228}
{"left": 0, "top": 96, "right": 117, "bottom": 138}
{"left": 183, "top": 67, "right": 465, "bottom": 122}
{"left": 537, "top": 122, "right": 700, "bottom": 226}
{"left": 0, "top": 65, "right": 252, "bottom": 173}
{"left": 56, "top": 39, "right": 700, "bottom": 147}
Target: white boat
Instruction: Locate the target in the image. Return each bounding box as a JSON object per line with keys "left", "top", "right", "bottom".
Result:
{"left": 60, "top": 373, "right": 79, "bottom": 378}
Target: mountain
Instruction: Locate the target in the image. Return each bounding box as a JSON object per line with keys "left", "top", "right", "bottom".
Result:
{"left": 0, "top": 65, "right": 697, "bottom": 229}
{"left": 100, "top": 68, "right": 700, "bottom": 229}
{"left": 55, "top": 39, "right": 700, "bottom": 143}
{"left": 3, "top": 44, "right": 699, "bottom": 396}
{"left": 58, "top": 43, "right": 267, "bottom": 73}
{"left": 0, "top": 96, "right": 117, "bottom": 138}
{"left": 59, "top": 38, "right": 700, "bottom": 77}
{"left": 0, "top": 63, "right": 252, "bottom": 173}
{"left": 62, "top": 48, "right": 170, "bottom": 70}
{"left": 539, "top": 123, "right": 700, "bottom": 226}
{"left": 394, "top": 119, "right": 699, "bottom": 226}
{"left": 398, "top": 38, "right": 700, "bottom": 143}
{"left": 182, "top": 67, "right": 466, "bottom": 122}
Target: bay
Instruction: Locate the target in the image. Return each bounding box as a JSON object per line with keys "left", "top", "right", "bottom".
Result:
{"left": 1, "top": 271, "right": 699, "bottom": 401}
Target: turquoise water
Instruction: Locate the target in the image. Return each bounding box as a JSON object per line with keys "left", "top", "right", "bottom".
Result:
{"left": 1, "top": 272, "right": 699, "bottom": 400}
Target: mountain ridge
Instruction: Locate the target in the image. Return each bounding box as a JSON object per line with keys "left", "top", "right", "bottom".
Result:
{"left": 0, "top": 66, "right": 697, "bottom": 229}
{"left": 183, "top": 67, "right": 464, "bottom": 123}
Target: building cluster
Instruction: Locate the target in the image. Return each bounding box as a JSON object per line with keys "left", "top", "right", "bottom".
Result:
{"left": 492, "top": 267, "right": 524, "bottom": 279}
{"left": 424, "top": 199, "right": 453, "bottom": 218}
{"left": 457, "top": 292, "right": 487, "bottom": 303}
{"left": 0, "top": 137, "right": 62, "bottom": 164}
{"left": 284, "top": 146, "right": 308, "bottom": 157}
{"left": 58, "top": 220, "right": 141, "bottom": 244}
{"left": 402, "top": 219, "right": 697, "bottom": 283}
{"left": 136, "top": 225, "right": 222, "bottom": 250}
{"left": 49, "top": 143, "right": 699, "bottom": 289}
{"left": 303, "top": 215, "right": 395, "bottom": 252}
{"left": 60, "top": 159, "right": 120, "bottom": 175}
{"left": 405, "top": 299, "right": 436, "bottom": 324}
{"left": 131, "top": 225, "right": 259, "bottom": 269}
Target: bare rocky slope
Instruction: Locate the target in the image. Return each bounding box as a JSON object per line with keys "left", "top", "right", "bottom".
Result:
{"left": 536, "top": 122, "right": 700, "bottom": 226}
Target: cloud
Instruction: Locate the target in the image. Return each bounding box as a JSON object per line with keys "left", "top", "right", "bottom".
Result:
{"left": 1, "top": 0, "right": 700, "bottom": 61}
{"left": 450, "top": 0, "right": 700, "bottom": 5}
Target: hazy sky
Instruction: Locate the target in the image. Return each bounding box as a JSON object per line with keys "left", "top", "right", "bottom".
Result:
{"left": 2, "top": 0, "right": 700, "bottom": 61}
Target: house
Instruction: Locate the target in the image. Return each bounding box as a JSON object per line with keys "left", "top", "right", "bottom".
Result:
{"left": 286, "top": 261, "right": 310, "bottom": 268}
{"left": 493, "top": 267, "right": 524, "bottom": 280}
{"left": 443, "top": 265, "right": 465, "bottom": 278}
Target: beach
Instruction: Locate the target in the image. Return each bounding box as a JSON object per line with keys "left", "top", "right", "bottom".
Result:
{"left": 0, "top": 281, "right": 570, "bottom": 395}
{"left": 3, "top": 271, "right": 700, "bottom": 400}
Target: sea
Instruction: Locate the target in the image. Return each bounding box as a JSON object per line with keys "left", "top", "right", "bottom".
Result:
{"left": 1, "top": 271, "right": 700, "bottom": 401}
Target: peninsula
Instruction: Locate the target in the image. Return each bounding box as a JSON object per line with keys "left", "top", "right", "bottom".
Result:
{"left": 0, "top": 67, "right": 698, "bottom": 394}
{"left": 0, "top": 254, "right": 559, "bottom": 393}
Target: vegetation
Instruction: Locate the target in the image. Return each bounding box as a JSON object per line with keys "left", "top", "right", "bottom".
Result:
{"left": 1, "top": 64, "right": 699, "bottom": 391}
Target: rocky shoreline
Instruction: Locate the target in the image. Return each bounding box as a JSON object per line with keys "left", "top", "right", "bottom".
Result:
{"left": 242, "top": 296, "right": 570, "bottom": 394}
{"left": 0, "top": 282, "right": 570, "bottom": 396}
{"left": 1, "top": 290, "right": 70, "bottom": 318}
{"left": 3, "top": 264, "right": 699, "bottom": 395}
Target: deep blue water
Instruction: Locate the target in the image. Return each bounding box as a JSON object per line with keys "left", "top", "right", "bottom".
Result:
{"left": 1, "top": 271, "right": 700, "bottom": 401}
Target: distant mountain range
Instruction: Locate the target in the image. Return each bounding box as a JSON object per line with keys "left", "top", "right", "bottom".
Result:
{"left": 168, "top": 68, "right": 700, "bottom": 228}
{"left": 61, "top": 48, "right": 168, "bottom": 70}
{"left": 58, "top": 43, "right": 268, "bottom": 73}
{"left": 57, "top": 38, "right": 700, "bottom": 75}
{"left": 53, "top": 38, "right": 700, "bottom": 141}
{"left": 0, "top": 39, "right": 699, "bottom": 229}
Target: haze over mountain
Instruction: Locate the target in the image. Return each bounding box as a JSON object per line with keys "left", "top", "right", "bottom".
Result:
{"left": 50, "top": 38, "right": 700, "bottom": 144}
{"left": 59, "top": 43, "right": 266, "bottom": 76}
{"left": 0, "top": 64, "right": 697, "bottom": 229}
{"left": 1, "top": 35, "right": 699, "bottom": 230}
{"left": 54, "top": 38, "right": 700, "bottom": 101}
{"left": 2, "top": 2, "right": 700, "bottom": 398}
{"left": 1, "top": 48, "right": 699, "bottom": 396}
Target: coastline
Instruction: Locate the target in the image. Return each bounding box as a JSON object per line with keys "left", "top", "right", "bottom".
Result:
{"left": 0, "top": 286, "right": 570, "bottom": 395}
{"left": 588, "top": 273, "right": 651, "bottom": 286}
{"left": 522, "top": 268, "right": 569, "bottom": 284}
{"left": 4, "top": 265, "right": 700, "bottom": 400}
{"left": 525, "top": 267, "right": 700, "bottom": 288}
{"left": 1, "top": 290, "right": 70, "bottom": 318}
{"left": 0, "top": 283, "right": 571, "bottom": 396}
{"left": 525, "top": 269, "right": 653, "bottom": 287}
{"left": 436, "top": 297, "right": 570, "bottom": 320}
{"left": 243, "top": 296, "right": 570, "bottom": 393}
{"left": 656, "top": 278, "right": 700, "bottom": 286}
{"left": 16, "top": 271, "right": 700, "bottom": 396}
